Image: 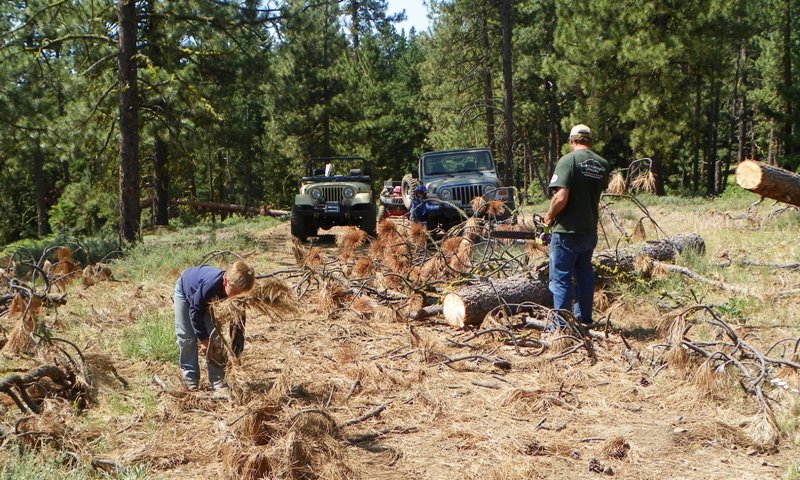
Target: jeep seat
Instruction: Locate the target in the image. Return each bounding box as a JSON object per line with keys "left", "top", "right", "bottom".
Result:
{"left": 349, "top": 169, "right": 362, "bottom": 176}
{"left": 313, "top": 168, "right": 324, "bottom": 176}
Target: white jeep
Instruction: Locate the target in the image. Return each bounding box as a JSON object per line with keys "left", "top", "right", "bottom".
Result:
{"left": 291, "top": 157, "right": 376, "bottom": 241}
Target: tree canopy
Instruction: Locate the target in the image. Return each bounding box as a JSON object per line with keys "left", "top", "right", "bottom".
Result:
{"left": 0, "top": 0, "right": 797, "bottom": 244}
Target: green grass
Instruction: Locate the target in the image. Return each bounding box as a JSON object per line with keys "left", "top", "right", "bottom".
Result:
{"left": 786, "top": 462, "right": 800, "bottom": 480}
{"left": 120, "top": 310, "right": 178, "bottom": 362}
{"left": 0, "top": 450, "right": 154, "bottom": 479}
{"left": 113, "top": 216, "right": 282, "bottom": 284}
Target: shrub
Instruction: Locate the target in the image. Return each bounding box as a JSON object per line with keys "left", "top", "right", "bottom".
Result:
{"left": 49, "top": 180, "right": 117, "bottom": 237}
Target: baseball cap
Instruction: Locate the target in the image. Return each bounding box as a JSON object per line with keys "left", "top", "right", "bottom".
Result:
{"left": 569, "top": 124, "right": 592, "bottom": 138}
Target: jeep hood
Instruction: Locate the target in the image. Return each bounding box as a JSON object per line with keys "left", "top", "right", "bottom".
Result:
{"left": 426, "top": 173, "right": 499, "bottom": 192}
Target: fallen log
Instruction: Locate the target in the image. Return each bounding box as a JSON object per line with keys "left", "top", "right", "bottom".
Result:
{"left": 735, "top": 160, "right": 800, "bottom": 207}
{"left": 173, "top": 200, "right": 289, "bottom": 217}
{"left": 441, "top": 233, "right": 705, "bottom": 328}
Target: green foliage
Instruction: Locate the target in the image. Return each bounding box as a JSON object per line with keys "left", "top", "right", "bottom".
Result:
{"left": 1, "top": 0, "right": 799, "bottom": 244}
{"left": 715, "top": 298, "right": 747, "bottom": 323}
{"left": 1, "top": 234, "right": 120, "bottom": 277}
{"left": 120, "top": 310, "right": 178, "bottom": 363}
{"left": 48, "top": 181, "right": 118, "bottom": 238}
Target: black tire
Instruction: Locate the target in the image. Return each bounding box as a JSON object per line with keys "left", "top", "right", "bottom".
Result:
{"left": 290, "top": 206, "right": 313, "bottom": 242}
{"left": 360, "top": 203, "right": 378, "bottom": 237}
{"left": 401, "top": 174, "right": 419, "bottom": 210}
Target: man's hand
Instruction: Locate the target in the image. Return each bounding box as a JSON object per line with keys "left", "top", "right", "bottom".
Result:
{"left": 543, "top": 214, "right": 554, "bottom": 226}
{"left": 198, "top": 338, "right": 209, "bottom": 355}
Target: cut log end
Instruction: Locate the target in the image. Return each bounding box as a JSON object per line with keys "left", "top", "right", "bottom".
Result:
{"left": 442, "top": 294, "right": 466, "bottom": 329}
{"left": 735, "top": 160, "right": 763, "bottom": 189}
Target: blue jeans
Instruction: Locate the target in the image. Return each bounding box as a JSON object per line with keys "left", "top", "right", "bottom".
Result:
{"left": 549, "top": 232, "right": 598, "bottom": 324}
{"left": 174, "top": 281, "right": 225, "bottom": 389}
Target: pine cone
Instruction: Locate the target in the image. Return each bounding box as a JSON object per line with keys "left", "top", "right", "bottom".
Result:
{"left": 588, "top": 458, "right": 603, "bottom": 474}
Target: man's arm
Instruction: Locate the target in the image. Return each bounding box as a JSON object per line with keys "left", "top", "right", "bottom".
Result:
{"left": 544, "top": 187, "right": 570, "bottom": 226}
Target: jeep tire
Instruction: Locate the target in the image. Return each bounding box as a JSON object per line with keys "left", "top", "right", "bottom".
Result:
{"left": 290, "top": 206, "right": 316, "bottom": 242}
{"left": 401, "top": 174, "right": 419, "bottom": 210}
{"left": 360, "top": 203, "right": 378, "bottom": 237}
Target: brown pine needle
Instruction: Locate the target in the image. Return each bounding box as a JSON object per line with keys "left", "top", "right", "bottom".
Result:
{"left": 337, "top": 227, "right": 367, "bottom": 250}
{"left": 409, "top": 222, "right": 427, "bottom": 246}
{"left": 352, "top": 257, "right": 373, "bottom": 278}
{"left": 377, "top": 219, "right": 398, "bottom": 238}
{"left": 631, "top": 171, "right": 656, "bottom": 194}
{"left": 470, "top": 196, "right": 487, "bottom": 214}
{"left": 601, "top": 436, "right": 630, "bottom": 459}
{"left": 607, "top": 171, "right": 625, "bottom": 194}
{"left": 632, "top": 220, "right": 646, "bottom": 241}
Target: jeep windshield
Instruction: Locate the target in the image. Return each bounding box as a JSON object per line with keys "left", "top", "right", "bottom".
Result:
{"left": 303, "top": 156, "right": 370, "bottom": 180}
{"left": 422, "top": 150, "right": 494, "bottom": 176}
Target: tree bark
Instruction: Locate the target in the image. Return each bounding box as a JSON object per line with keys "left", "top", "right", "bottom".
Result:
{"left": 500, "top": 0, "right": 514, "bottom": 186}
{"left": 480, "top": 13, "right": 496, "bottom": 155}
{"left": 32, "top": 145, "right": 51, "bottom": 236}
{"left": 782, "top": 0, "right": 794, "bottom": 156}
{"left": 735, "top": 160, "right": 800, "bottom": 206}
{"left": 441, "top": 234, "right": 705, "bottom": 328}
{"left": 118, "top": 0, "right": 140, "bottom": 243}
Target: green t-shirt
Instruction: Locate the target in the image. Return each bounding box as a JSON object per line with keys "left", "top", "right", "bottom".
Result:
{"left": 548, "top": 149, "right": 610, "bottom": 234}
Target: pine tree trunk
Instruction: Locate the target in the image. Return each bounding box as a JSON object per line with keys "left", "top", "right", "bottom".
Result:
{"left": 782, "top": 0, "right": 794, "bottom": 156}
{"left": 442, "top": 234, "right": 705, "bottom": 328}
{"left": 118, "top": 0, "right": 140, "bottom": 243}
{"left": 32, "top": 146, "right": 51, "bottom": 236}
{"left": 735, "top": 160, "right": 800, "bottom": 206}
{"left": 500, "top": 0, "right": 514, "bottom": 186}
{"left": 480, "top": 14, "right": 496, "bottom": 155}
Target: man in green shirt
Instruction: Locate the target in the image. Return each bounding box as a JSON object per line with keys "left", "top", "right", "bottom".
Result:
{"left": 544, "top": 124, "right": 610, "bottom": 328}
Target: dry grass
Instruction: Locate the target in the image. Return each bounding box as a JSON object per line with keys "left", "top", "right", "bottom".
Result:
{"left": 5, "top": 200, "right": 799, "bottom": 480}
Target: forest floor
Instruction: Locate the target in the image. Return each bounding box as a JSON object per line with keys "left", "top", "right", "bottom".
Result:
{"left": 1, "top": 193, "right": 800, "bottom": 480}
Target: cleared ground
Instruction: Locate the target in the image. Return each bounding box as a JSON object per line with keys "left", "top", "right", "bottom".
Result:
{"left": 1, "top": 195, "right": 799, "bottom": 479}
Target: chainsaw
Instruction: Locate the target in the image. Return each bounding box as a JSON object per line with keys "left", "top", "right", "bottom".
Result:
{"left": 487, "top": 214, "right": 551, "bottom": 245}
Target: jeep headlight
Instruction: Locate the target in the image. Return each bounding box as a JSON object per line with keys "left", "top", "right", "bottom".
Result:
{"left": 439, "top": 188, "right": 452, "bottom": 200}
{"left": 483, "top": 184, "right": 496, "bottom": 196}
{"left": 310, "top": 188, "right": 323, "bottom": 200}
{"left": 342, "top": 187, "right": 356, "bottom": 199}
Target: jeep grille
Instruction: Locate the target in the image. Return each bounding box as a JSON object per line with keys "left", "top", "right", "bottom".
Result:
{"left": 451, "top": 185, "right": 486, "bottom": 206}
{"left": 317, "top": 186, "right": 344, "bottom": 202}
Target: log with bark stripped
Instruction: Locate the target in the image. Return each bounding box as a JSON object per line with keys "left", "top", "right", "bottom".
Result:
{"left": 441, "top": 233, "right": 705, "bottom": 328}
{"left": 735, "top": 160, "right": 800, "bottom": 207}
{"left": 173, "top": 200, "right": 289, "bottom": 217}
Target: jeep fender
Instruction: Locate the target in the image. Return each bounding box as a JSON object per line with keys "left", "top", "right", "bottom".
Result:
{"left": 294, "top": 194, "right": 315, "bottom": 207}
{"left": 350, "top": 192, "right": 372, "bottom": 206}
